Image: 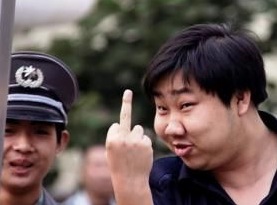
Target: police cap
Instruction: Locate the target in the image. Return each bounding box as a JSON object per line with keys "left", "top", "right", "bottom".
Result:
{"left": 7, "top": 51, "right": 79, "bottom": 125}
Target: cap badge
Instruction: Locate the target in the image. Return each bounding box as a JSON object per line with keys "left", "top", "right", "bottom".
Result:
{"left": 15, "top": 65, "right": 44, "bottom": 88}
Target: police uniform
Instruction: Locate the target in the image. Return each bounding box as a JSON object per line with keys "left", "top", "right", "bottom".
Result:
{"left": 150, "top": 111, "right": 277, "bottom": 205}
{"left": 6, "top": 51, "right": 79, "bottom": 205}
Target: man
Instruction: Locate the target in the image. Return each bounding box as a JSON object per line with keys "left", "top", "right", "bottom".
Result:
{"left": 63, "top": 145, "right": 115, "bottom": 205}
{"left": 0, "top": 51, "right": 79, "bottom": 205}
{"left": 106, "top": 23, "right": 277, "bottom": 205}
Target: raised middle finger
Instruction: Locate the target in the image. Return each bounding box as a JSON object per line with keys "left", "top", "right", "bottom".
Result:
{"left": 119, "top": 89, "right": 133, "bottom": 135}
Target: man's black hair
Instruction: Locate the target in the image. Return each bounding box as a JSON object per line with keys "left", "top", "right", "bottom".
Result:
{"left": 55, "top": 123, "right": 65, "bottom": 144}
{"left": 143, "top": 23, "right": 267, "bottom": 106}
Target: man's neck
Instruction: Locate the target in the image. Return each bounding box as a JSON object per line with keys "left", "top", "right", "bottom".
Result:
{"left": 0, "top": 185, "right": 41, "bottom": 205}
{"left": 215, "top": 113, "right": 277, "bottom": 186}
{"left": 213, "top": 116, "right": 277, "bottom": 205}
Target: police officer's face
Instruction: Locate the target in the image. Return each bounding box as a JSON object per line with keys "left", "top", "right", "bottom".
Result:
{"left": 1, "top": 119, "right": 68, "bottom": 191}
{"left": 153, "top": 71, "right": 244, "bottom": 171}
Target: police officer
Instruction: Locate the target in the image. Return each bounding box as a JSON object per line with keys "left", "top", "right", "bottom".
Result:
{"left": 0, "top": 51, "right": 79, "bottom": 205}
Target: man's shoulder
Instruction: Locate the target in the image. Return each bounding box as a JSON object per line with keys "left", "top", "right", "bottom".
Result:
{"left": 149, "top": 156, "right": 183, "bottom": 189}
{"left": 42, "top": 189, "right": 60, "bottom": 205}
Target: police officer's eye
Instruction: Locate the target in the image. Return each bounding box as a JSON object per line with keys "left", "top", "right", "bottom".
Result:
{"left": 5, "top": 127, "right": 15, "bottom": 136}
{"left": 34, "top": 128, "right": 50, "bottom": 135}
{"left": 5, "top": 128, "right": 13, "bottom": 133}
{"left": 38, "top": 130, "right": 49, "bottom": 135}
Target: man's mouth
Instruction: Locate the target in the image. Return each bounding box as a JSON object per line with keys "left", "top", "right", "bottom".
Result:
{"left": 9, "top": 159, "right": 34, "bottom": 175}
{"left": 173, "top": 143, "right": 193, "bottom": 157}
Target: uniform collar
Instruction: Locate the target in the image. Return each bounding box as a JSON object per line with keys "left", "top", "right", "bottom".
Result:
{"left": 35, "top": 190, "right": 44, "bottom": 205}
{"left": 258, "top": 110, "right": 277, "bottom": 133}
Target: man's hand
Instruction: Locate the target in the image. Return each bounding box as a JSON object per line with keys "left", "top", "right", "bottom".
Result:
{"left": 106, "top": 89, "right": 153, "bottom": 205}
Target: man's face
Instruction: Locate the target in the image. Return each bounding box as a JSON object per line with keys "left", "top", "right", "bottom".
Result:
{"left": 83, "top": 147, "right": 114, "bottom": 198}
{"left": 1, "top": 119, "right": 67, "bottom": 192}
{"left": 153, "top": 71, "right": 245, "bottom": 171}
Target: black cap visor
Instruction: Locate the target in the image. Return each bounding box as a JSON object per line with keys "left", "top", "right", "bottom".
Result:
{"left": 7, "top": 104, "right": 65, "bottom": 123}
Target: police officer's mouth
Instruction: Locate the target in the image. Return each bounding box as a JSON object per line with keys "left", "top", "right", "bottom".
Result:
{"left": 9, "top": 159, "right": 34, "bottom": 169}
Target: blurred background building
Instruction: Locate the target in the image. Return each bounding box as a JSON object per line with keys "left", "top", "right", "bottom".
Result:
{"left": 13, "top": 0, "right": 96, "bottom": 49}
{"left": 12, "top": 0, "right": 277, "bottom": 201}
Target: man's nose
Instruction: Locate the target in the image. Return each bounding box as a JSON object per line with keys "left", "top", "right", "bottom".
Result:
{"left": 12, "top": 134, "right": 35, "bottom": 153}
{"left": 164, "top": 119, "right": 186, "bottom": 136}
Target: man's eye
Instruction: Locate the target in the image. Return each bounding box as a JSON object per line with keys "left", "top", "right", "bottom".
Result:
{"left": 34, "top": 129, "right": 50, "bottom": 135}
{"left": 156, "top": 105, "right": 168, "bottom": 114}
{"left": 5, "top": 127, "right": 15, "bottom": 136}
{"left": 181, "top": 103, "right": 195, "bottom": 109}
{"left": 5, "top": 128, "right": 13, "bottom": 134}
{"left": 157, "top": 106, "right": 166, "bottom": 110}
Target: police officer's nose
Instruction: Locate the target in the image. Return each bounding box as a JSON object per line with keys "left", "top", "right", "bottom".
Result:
{"left": 12, "top": 134, "right": 35, "bottom": 153}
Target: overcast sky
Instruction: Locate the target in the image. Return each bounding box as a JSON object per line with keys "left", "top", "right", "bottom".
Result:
{"left": 14, "top": 0, "right": 96, "bottom": 31}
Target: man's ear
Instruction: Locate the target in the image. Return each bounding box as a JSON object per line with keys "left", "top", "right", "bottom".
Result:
{"left": 235, "top": 90, "right": 251, "bottom": 115}
{"left": 56, "top": 130, "right": 70, "bottom": 154}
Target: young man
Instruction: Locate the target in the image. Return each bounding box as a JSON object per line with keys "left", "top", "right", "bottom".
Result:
{"left": 0, "top": 51, "right": 79, "bottom": 205}
{"left": 106, "top": 23, "right": 277, "bottom": 205}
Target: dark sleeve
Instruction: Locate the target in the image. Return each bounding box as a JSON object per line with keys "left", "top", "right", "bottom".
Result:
{"left": 149, "top": 156, "right": 183, "bottom": 205}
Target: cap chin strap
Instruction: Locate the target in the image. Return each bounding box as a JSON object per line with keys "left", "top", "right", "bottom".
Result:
{"left": 7, "top": 93, "right": 67, "bottom": 124}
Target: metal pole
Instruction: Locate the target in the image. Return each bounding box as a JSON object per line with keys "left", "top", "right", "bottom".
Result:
{"left": 0, "top": 0, "right": 16, "bottom": 173}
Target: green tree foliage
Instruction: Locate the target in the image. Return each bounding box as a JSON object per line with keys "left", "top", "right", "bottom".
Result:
{"left": 45, "top": 0, "right": 277, "bottom": 153}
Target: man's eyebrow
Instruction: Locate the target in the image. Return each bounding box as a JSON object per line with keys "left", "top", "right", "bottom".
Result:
{"left": 171, "top": 87, "right": 192, "bottom": 95}
{"left": 152, "top": 86, "right": 192, "bottom": 97}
